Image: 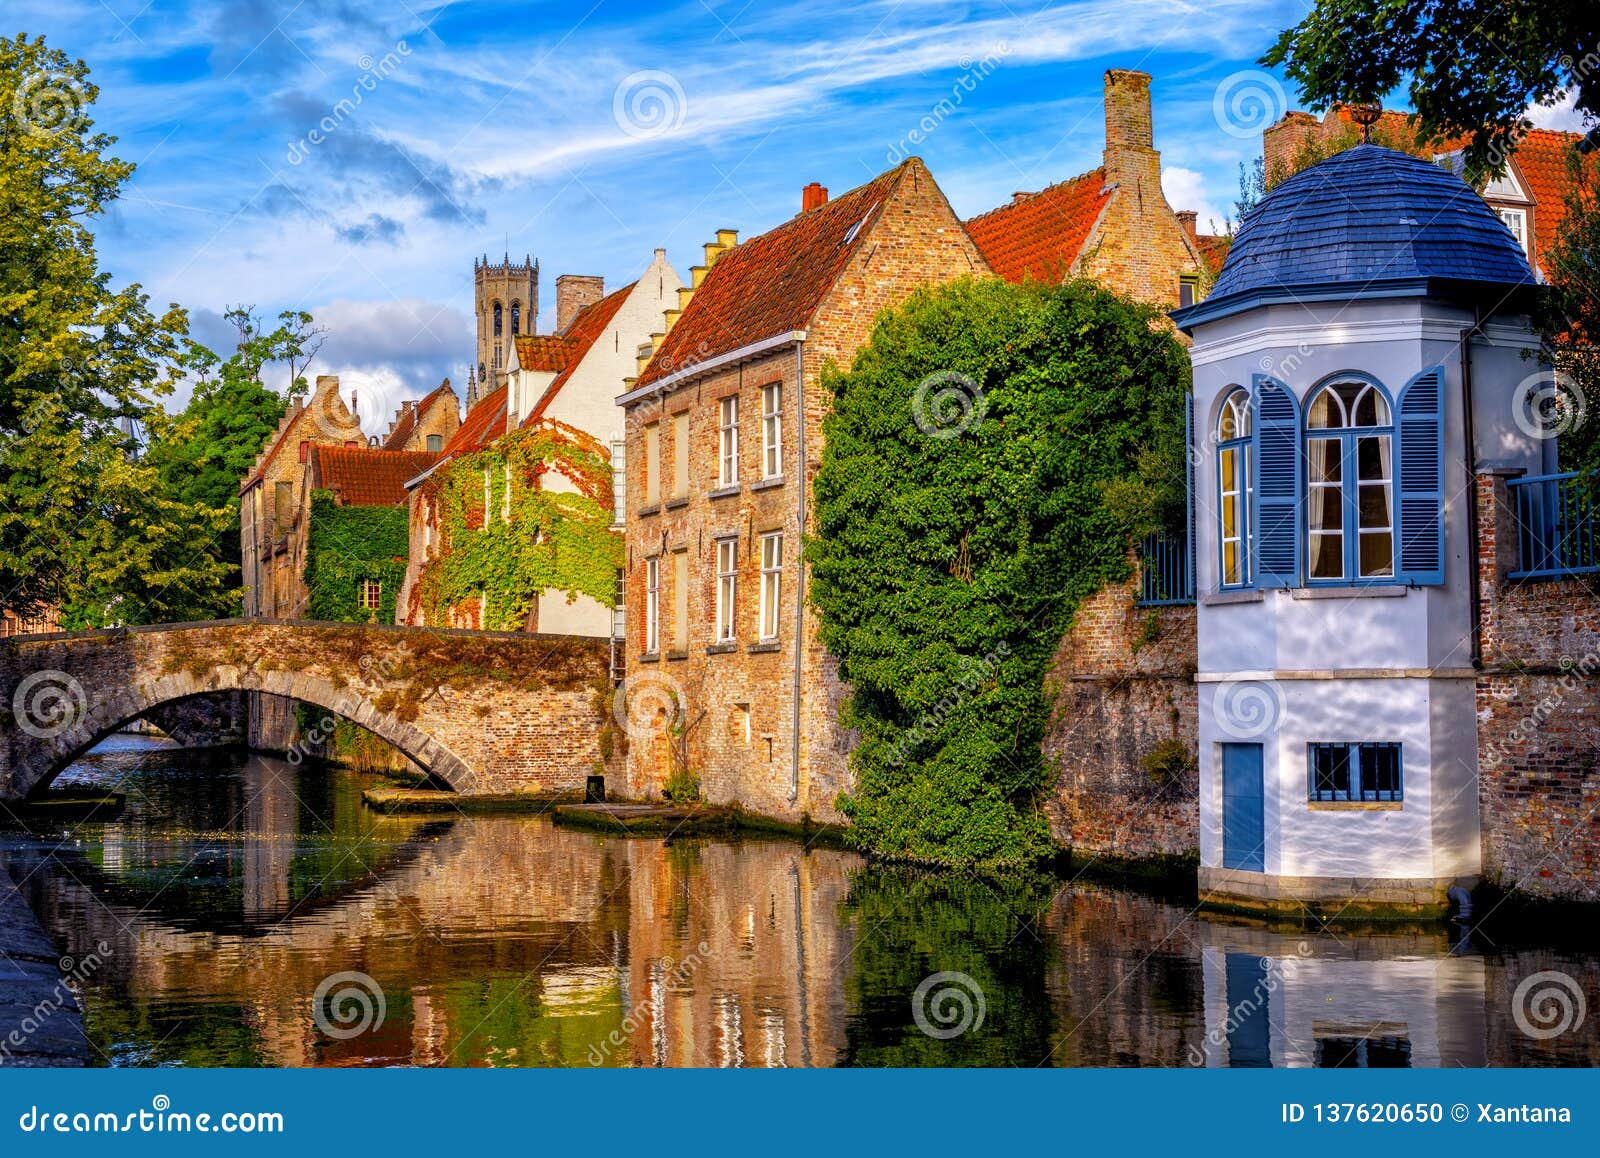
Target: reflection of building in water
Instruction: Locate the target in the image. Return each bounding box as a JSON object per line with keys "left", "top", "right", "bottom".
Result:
{"left": 242, "top": 757, "right": 298, "bottom": 920}
{"left": 617, "top": 841, "right": 855, "bottom": 1067}
{"left": 1192, "top": 923, "right": 1485, "bottom": 1068}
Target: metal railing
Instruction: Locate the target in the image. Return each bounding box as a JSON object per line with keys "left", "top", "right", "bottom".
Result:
{"left": 1137, "top": 529, "right": 1195, "bottom": 606}
{"left": 1507, "top": 471, "right": 1600, "bottom": 579}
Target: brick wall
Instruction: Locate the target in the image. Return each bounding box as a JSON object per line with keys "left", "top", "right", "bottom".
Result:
{"left": 1041, "top": 556, "right": 1199, "bottom": 860}
{"left": 0, "top": 621, "right": 618, "bottom": 800}
{"left": 1474, "top": 473, "right": 1600, "bottom": 902}
{"left": 620, "top": 159, "right": 989, "bottom": 822}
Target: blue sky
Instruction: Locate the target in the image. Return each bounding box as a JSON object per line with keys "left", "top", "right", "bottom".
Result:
{"left": 18, "top": 0, "right": 1586, "bottom": 432}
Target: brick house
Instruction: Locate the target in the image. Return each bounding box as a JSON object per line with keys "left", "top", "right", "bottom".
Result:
{"left": 1264, "top": 106, "right": 1587, "bottom": 281}
{"left": 616, "top": 159, "right": 989, "bottom": 819}
{"left": 965, "top": 69, "right": 1213, "bottom": 309}
{"left": 239, "top": 374, "right": 366, "bottom": 619}
{"left": 378, "top": 379, "right": 460, "bottom": 455}
{"left": 398, "top": 256, "right": 677, "bottom": 634}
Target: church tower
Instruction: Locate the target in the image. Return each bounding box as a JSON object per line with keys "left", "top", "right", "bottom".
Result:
{"left": 474, "top": 253, "right": 538, "bottom": 392}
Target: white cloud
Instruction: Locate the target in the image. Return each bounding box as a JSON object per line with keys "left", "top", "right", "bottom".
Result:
{"left": 1526, "top": 89, "right": 1595, "bottom": 133}
{"left": 1162, "top": 166, "right": 1228, "bottom": 235}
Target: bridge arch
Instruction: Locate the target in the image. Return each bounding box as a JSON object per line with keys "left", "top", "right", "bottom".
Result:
{"left": 9, "top": 664, "right": 481, "bottom": 800}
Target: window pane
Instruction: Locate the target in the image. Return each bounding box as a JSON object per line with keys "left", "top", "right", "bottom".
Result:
{"left": 1311, "top": 744, "right": 1352, "bottom": 799}
{"left": 1359, "top": 743, "right": 1402, "bottom": 800}
{"left": 1309, "top": 486, "right": 1343, "bottom": 532}
{"left": 1309, "top": 533, "right": 1344, "bottom": 579}
{"left": 1358, "top": 484, "right": 1392, "bottom": 529}
{"left": 1352, "top": 386, "right": 1390, "bottom": 427}
{"left": 1307, "top": 438, "right": 1341, "bottom": 483}
{"left": 1358, "top": 531, "right": 1393, "bottom": 577}
{"left": 1356, "top": 435, "right": 1391, "bottom": 482}
{"left": 1223, "top": 540, "right": 1239, "bottom": 585}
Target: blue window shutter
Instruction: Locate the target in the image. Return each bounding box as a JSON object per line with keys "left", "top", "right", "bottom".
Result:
{"left": 1397, "top": 367, "right": 1446, "bottom": 584}
{"left": 1185, "top": 391, "right": 1196, "bottom": 596}
{"left": 1251, "top": 374, "right": 1301, "bottom": 588}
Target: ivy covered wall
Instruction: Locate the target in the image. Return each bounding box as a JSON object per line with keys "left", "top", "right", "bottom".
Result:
{"left": 302, "top": 490, "right": 410, "bottom": 623}
{"left": 413, "top": 421, "right": 622, "bottom": 631}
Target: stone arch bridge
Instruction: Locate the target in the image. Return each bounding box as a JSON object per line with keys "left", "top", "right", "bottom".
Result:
{"left": 0, "top": 619, "right": 618, "bottom": 802}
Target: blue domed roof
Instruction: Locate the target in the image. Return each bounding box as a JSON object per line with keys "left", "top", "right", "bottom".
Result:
{"left": 1175, "top": 144, "right": 1535, "bottom": 329}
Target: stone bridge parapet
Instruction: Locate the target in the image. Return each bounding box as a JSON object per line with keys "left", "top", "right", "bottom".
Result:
{"left": 0, "top": 619, "right": 618, "bottom": 800}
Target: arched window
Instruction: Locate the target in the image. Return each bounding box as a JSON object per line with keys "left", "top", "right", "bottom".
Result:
{"left": 1304, "top": 378, "right": 1394, "bottom": 581}
{"left": 493, "top": 301, "right": 503, "bottom": 337}
{"left": 1216, "top": 387, "right": 1252, "bottom": 587}
{"left": 511, "top": 301, "right": 521, "bottom": 335}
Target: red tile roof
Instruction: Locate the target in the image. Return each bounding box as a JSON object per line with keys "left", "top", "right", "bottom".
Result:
{"left": 513, "top": 334, "right": 580, "bottom": 374}
{"left": 311, "top": 446, "right": 440, "bottom": 507}
{"left": 964, "top": 169, "right": 1113, "bottom": 284}
{"left": 521, "top": 281, "right": 635, "bottom": 426}
{"left": 381, "top": 380, "right": 457, "bottom": 451}
{"left": 1196, "top": 233, "right": 1231, "bottom": 277}
{"left": 635, "top": 162, "right": 915, "bottom": 389}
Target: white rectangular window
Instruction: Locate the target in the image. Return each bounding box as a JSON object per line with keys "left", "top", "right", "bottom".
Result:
{"left": 719, "top": 395, "right": 740, "bottom": 487}
{"left": 761, "top": 383, "right": 782, "bottom": 478}
{"left": 1498, "top": 207, "right": 1528, "bottom": 253}
{"left": 672, "top": 549, "right": 689, "bottom": 652}
{"left": 672, "top": 411, "right": 689, "bottom": 500}
{"left": 644, "top": 558, "right": 660, "bottom": 654}
{"left": 758, "top": 532, "right": 782, "bottom": 641}
{"left": 643, "top": 422, "right": 660, "bottom": 506}
{"left": 715, "top": 538, "right": 737, "bottom": 643}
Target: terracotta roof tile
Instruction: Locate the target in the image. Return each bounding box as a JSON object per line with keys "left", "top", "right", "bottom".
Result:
{"left": 438, "top": 384, "right": 507, "bottom": 459}
{"left": 312, "top": 446, "right": 440, "bottom": 507}
{"left": 522, "top": 281, "right": 635, "bottom": 426}
{"left": 964, "top": 169, "right": 1113, "bottom": 284}
{"left": 635, "top": 163, "right": 913, "bottom": 389}
{"left": 513, "top": 334, "right": 580, "bottom": 374}
{"left": 381, "top": 380, "right": 457, "bottom": 451}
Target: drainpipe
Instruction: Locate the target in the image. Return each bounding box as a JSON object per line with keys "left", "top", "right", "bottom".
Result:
{"left": 1460, "top": 311, "right": 1483, "bottom": 669}
{"left": 790, "top": 340, "right": 806, "bottom": 804}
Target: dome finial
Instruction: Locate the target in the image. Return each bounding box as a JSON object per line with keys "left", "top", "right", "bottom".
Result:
{"left": 1349, "top": 102, "right": 1382, "bottom": 144}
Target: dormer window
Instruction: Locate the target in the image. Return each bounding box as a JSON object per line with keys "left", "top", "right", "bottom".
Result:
{"left": 1497, "top": 207, "right": 1528, "bottom": 254}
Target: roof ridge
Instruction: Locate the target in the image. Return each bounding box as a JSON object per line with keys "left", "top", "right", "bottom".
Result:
{"left": 964, "top": 165, "right": 1106, "bottom": 225}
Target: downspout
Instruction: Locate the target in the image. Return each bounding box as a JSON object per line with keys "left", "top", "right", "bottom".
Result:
{"left": 1460, "top": 310, "right": 1483, "bottom": 668}
{"left": 790, "top": 339, "right": 806, "bottom": 804}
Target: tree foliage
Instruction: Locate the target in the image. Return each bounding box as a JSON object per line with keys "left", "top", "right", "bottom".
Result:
{"left": 1, "top": 33, "right": 228, "bottom": 625}
{"left": 809, "top": 278, "right": 1190, "bottom": 868}
{"left": 1263, "top": 0, "right": 1597, "bottom": 180}
{"left": 413, "top": 422, "right": 623, "bottom": 631}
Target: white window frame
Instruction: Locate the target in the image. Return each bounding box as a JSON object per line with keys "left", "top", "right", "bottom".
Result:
{"left": 758, "top": 532, "right": 782, "bottom": 642}
{"left": 719, "top": 395, "right": 740, "bottom": 487}
{"left": 1498, "top": 207, "right": 1528, "bottom": 253}
{"left": 644, "top": 557, "right": 660, "bottom": 654}
{"left": 715, "top": 538, "right": 738, "bottom": 643}
{"left": 761, "top": 383, "right": 783, "bottom": 479}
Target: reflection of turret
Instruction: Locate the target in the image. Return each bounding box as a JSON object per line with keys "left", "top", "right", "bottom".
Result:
{"left": 1191, "top": 922, "right": 1486, "bottom": 1067}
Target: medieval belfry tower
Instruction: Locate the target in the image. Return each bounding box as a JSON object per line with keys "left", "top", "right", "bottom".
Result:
{"left": 474, "top": 252, "right": 538, "bottom": 397}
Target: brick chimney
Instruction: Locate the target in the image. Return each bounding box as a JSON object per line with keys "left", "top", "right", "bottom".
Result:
{"left": 802, "top": 182, "right": 828, "bottom": 212}
{"left": 1102, "top": 69, "right": 1160, "bottom": 191}
{"left": 1263, "top": 109, "right": 1322, "bottom": 183}
{"left": 555, "top": 274, "right": 605, "bottom": 333}
{"left": 1176, "top": 209, "right": 1199, "bottom": 246}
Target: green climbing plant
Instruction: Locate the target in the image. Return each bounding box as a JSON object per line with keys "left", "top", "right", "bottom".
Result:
{"left": 302, "top": 490, "right": 409, "bottom": 623}
{"left": 413, "top": 421, "right": 622, "bottom": 630}
{"left": 809, "top": 277, "right": 1190, "bottom": 869}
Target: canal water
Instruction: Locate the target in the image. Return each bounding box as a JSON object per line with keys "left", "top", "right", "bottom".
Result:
{"left": 2, "top": 736, "right": 1597, "bottom": 1068}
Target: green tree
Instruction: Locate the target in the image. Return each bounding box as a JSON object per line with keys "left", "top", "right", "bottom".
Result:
{"left": 809, "top": 278, "right": 1189, "bottom": 868}
{"left": 143, "top": 306, "right": 323, "bottom": 608}
{"left": 1, "top": 33, "right": 226, "bottom": 624}
{"left": 1263, "top": 0, "right": 1597, "bottom": 179}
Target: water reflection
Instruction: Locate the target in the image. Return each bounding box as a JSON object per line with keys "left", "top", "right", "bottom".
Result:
{"left": 1, "top": 740, "right": 1596, "bottom": 1068}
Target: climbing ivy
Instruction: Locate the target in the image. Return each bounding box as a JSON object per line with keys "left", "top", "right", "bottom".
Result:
{"left": 302, "top": 491, "right": 409, "bottom": 623}
{"left": 413, "top": 421, "right": 622, "bottom": 631}
{"left": 809, "top": 277, "right": 1190, "bottom": 869}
